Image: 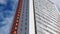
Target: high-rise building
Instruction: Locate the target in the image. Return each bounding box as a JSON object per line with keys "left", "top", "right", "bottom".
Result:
{"left": 33, "top": 0, "right": 60, "bottom": 34}
{"left": 11, "top": 0, "right": 60, "bottom": 34}
{"left": 18, "top": 0, "right": 29, "bottom": 34}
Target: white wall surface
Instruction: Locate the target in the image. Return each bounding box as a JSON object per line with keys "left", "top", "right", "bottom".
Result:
{"left": 29, "top": 0, "right": 35, "bottom": 34}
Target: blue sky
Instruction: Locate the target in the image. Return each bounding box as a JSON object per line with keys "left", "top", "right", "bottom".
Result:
{"left": 0, "top": 0, "right": 18, "bottom": 34}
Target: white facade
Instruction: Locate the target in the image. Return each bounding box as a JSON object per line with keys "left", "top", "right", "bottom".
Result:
{"left": 34, "top": 0, "right": 60, "bottom": 34}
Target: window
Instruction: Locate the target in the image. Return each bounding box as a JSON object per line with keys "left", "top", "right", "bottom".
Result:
{"left": 23, "top": 11, "right": 24, "bottom": 13}
{"left": 21, "top": 24, "right": 22, "bottom": 26}
{"left": 22, "top": 16, "right": 23, "bottom": 19}
{"left": 20, "top": 28, "right": 22, "bottom": 31}
{"left": 25, "top": 18, "right": 27, "bottom": 21}
{"left": 25, "top": 23, "right": 27, "bottom": 25}
{"left": 21, "top": 20, "right": 23, "bottom": 22}
{"left": 25, "top": 32, "right": 26, "bottom": 34}
{"left": 25, "top": 27, "right": 27, "bottom": 30}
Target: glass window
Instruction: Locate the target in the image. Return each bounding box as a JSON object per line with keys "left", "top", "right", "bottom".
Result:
{"left": 25, "top": 23, "right": 27, "bottom": 25}
{"left": 25, "top": 18, "right": 27, "bottom": 21}
{"left": 20, "top": 28, "right": 22, "bottom": 31}
{"left": 25, "top": 27, "right": 27, "bottom": 30}
{"left": 21, "top": 20, "right": 23, "bottom": 22}
{"left": 25, "top": 32, "right": 26, "bottom": 34}
{"left": 21, "top": 24, "right": 22, "bottom": 26}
